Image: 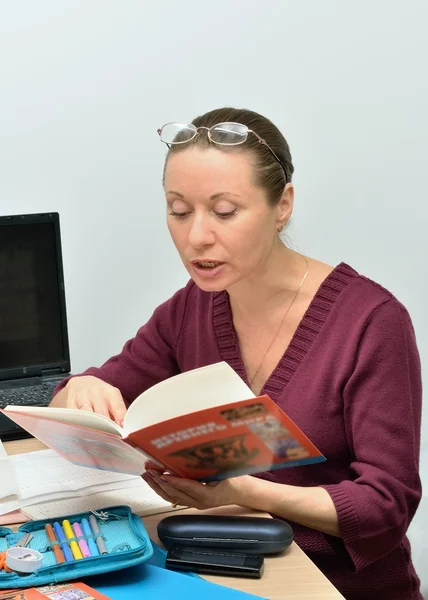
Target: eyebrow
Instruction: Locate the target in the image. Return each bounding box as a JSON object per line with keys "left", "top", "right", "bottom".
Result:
{"left": 166, "top": 190, "right": 184, "bottom": 197}
{"left": 166, "top": 191, "right": 241, "bottom": 200}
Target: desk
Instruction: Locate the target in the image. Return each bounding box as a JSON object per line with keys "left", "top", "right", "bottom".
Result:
{"left": 4, "top": 439, "right": 344, "bottom": 599}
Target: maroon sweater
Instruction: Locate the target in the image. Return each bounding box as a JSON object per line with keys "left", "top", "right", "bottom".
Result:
{"left": 62, "top": 263, "right": 423, "bottom": 599}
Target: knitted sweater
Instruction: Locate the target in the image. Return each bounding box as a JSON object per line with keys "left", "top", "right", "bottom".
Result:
{"left": 60, "top": 263, "right": 423, "bottom": 599}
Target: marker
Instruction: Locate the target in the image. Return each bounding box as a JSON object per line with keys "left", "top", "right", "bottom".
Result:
{"left": 44, "top": 524, "right": 65, "bottom": 564}
{"left": 62, "top": 520, "right": 83, "bottom": 560}
{"left": 53, "top": 522, "right": 73, "bottom": 562}
{"left": 89, "top": 515, "right": 108, "bottom": 555}
{"left": 81, "top": 518, "right": 99, "bottom": 557}
{"left": 72, "top": 522, "right": 91, "bottom": 558}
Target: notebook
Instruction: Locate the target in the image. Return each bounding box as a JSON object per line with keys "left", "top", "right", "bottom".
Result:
{"left": 0, "top": 212, "right": 71, "bottom": 441}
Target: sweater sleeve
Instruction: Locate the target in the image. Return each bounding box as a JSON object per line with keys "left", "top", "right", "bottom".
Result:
{"left": 53, "top": 282, "right": 193, "bottom": 404}
{"left": 321, "top": 298, "right": 422, "bottom": 572}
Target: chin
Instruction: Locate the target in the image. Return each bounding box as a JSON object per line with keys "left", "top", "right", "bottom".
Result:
{"left": 191, "top": 278, "right": 228, "bottom": 293}
{"left": 184, "top": 262, "right": 244, "bottom": 293}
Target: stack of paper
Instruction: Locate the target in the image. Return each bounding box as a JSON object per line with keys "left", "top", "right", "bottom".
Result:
{"left": 0, "top": 447, "right": 182, "bottom": 521}
{"left": 0, "top": 439, "right": 20, "bottom": 499}
{"left": 23, "top": 483, "right": 183, "bottom": 520}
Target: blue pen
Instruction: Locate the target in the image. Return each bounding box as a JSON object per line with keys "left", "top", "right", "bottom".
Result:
{"left": 81, "top": 517, "right": 99, "bottom": 557}
{"left": 53, "top": 522, "right": 73, "bottom": 562}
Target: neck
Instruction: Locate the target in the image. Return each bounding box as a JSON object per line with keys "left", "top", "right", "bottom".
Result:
{"left": 227, "top": 244, "right": 308, "bottom": 317}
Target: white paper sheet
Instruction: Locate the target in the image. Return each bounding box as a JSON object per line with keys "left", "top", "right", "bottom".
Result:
{"left": 0, "top": 449, "right": 145, "bottom": 515}
{"left": 23, "top": 481, "right": 184, "bottom": 520}
{"left": 0, "top": 440, "right": 20, "bottom": 499}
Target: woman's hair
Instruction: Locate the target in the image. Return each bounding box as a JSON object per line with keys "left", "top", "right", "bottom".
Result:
{"left": 164, "top": 107, "right": 294, "bottom": 206}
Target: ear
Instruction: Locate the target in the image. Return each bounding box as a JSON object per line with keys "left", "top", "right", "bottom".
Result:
{"left": 276, "top": 183, "right": 294, "bottom": 230}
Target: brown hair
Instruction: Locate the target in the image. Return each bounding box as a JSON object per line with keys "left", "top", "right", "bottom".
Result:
{"left": 164, "top": 107, "right": 294, "bottom": 206}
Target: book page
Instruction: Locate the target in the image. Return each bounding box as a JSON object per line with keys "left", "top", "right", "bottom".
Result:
{"left": 2, "top": 405, "right": 122, "bottom": 436}
{"left": 123, "top": 362, "right": 255, "bottom": 436}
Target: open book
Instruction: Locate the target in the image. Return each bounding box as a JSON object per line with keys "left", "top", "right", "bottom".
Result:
{"left": 1, "top": 362, "right": 325, "bottom": 481}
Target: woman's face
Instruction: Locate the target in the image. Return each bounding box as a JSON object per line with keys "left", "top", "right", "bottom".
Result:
{"left": 164, "top": 147, "right": 291, "bottom": 292}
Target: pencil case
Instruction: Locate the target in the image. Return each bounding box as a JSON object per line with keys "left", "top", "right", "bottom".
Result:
{"left": 0, "top": 504, "right": 153, "bottom": 589}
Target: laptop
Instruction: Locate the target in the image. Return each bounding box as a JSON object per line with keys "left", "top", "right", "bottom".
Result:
{"left": 0, "top": 212, "right": 71, "bottom": 441}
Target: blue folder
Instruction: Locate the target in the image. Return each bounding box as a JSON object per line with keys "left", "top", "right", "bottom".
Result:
{"left": 86, "top": 541, "right": 266, "bottom": 600}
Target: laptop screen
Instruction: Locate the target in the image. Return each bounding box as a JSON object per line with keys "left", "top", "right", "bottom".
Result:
{"left": 0, "top": 213, "right": 70, "bottom": 378}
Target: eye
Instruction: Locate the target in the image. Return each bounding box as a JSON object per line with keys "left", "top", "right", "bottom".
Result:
{"left": 169, "top": 210, "right": 190, "bottom": 218}
{"left": 214, "top": 209, "right": 237, "bottom": 219}
{"left": 168, "top": 198, "right": 190, "bottom": 218}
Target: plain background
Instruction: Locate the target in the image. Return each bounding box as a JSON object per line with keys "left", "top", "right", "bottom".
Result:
{"left": 0, "top": 0, "right": 426, "bottom": 592}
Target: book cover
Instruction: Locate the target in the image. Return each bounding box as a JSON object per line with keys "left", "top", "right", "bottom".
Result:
{"left": 1, "top": 362, "right": 325, "bottom": 480}
{"left": 0, "top": 582, "right": 111, "bottom": 600}
{"left": 0, "top": 413, "right": 150, "bottom": 475}
{"left": 127, "top": 395, "right": 325, "bottom": 481}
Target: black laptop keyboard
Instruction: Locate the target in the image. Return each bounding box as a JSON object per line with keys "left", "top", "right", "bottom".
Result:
{"left": 0, "top": 380, "right": 62, "bottom": 410}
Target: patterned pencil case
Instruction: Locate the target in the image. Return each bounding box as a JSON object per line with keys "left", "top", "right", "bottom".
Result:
{"left": 0, "top": 505, "right": 153, "bottom": 588}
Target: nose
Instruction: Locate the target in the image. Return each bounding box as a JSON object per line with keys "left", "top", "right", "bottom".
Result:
{"left": 188, "top": 213, "right": 215, "bottom": 249}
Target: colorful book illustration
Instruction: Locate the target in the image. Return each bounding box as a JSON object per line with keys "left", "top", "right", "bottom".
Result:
{"left": 1, "top": 362, "right": 325, "bottom": 481}
{"left": 0, "top": 581, "right": 111, "bottom": 600}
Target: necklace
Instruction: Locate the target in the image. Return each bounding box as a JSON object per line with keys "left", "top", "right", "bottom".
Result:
{"left": 248, "top": 255, "right": 309, "bottom": 388}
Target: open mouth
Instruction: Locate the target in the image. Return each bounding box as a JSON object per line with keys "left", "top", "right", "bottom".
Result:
{"left": 193, "top": 261, "right": 223, "bottom": 269}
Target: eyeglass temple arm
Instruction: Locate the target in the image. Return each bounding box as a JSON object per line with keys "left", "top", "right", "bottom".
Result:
{"left": 250, "top": 129, "right": 288, "bottom": 182}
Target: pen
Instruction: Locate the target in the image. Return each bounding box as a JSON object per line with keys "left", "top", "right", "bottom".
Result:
{"left": 89, "top": 515, "right": 108, "bottom": 555}
{"left": 72, "top": 522, "right": 91, "bottom": 558}
{"left": 81, "top": 518, "right": 99, "bottom": 557}
{"left": 53, "top": 522, "right": 73, "bottom": 562}
{"left": 45, "top": 524, "right": 65, "bottom": 564}
{"left": 62, "top": 520, "right": 83, "bottom": 560}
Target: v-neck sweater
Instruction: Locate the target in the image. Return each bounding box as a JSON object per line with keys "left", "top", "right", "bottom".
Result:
{"left": 60, "top": 263, "right": 423, "bottom": 599}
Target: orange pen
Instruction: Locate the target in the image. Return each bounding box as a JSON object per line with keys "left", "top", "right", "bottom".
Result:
{"left": 45, "top": 523, "right": 65, "bottom": 564}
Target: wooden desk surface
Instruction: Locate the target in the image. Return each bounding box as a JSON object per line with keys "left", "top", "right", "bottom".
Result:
{"left": 4, "top": 438, "right": 344, "bottom": 599}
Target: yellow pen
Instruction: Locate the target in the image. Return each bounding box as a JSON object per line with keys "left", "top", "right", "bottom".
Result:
{"left": 62, "top": 519, "right": 83, "bottom": 560}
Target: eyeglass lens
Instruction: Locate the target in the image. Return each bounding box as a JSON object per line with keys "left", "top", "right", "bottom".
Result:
{"left": 160, "top": 122, "right": 249, "bottom": 146}
{"left": 209, "top": 122, "right": 248, "bottom": 145}
{"left": 160, "top": 122, "right": 197, "bottom": 144}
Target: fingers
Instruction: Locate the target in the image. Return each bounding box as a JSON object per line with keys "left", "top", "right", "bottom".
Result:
{"left": 67, "top": 392, "right": 97, "bottom": 413}
{"left": 151, "top": 475, "right": 239, "bottom": 510}
{"left": 142, "top": 472, "right": 178, "bottom": 504}
{"left": 106, "top": 391, "right": 127, "bottom": 425}
{"left": 65, "top": 379, "right": 127, "bottom": 424}
{"left": 159, "top": 476, "right": 205, "bottom": 497}
{"left": 143, "top": 460, "right": 181, "bottom": 477}
{"left": 85, "top": 394, "right": 111, "bottom": 419}
{"left": 144, "top": 460, "right": 165, "bottom": 474}
{"left": 147, "top": 473, "right": 207, "bottom": 509}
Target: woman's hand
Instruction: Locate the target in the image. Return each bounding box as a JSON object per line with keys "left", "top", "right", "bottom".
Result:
{"left": 142, "top": 461, "right": 249, "bottom": 509}
{"left": 50, "top": 375, "right": 127, "bottom": 425}
{"left": 142, "top": 461, "right": 340, "bottom": 536}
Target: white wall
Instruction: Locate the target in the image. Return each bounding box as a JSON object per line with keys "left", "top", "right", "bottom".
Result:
{"left": 0, "top": 0, "right": 426, "bottom": 589}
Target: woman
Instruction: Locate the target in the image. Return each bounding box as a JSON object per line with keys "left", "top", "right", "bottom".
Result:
{"left": 51, "top": 108, "right": 423, "bottom": 599}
